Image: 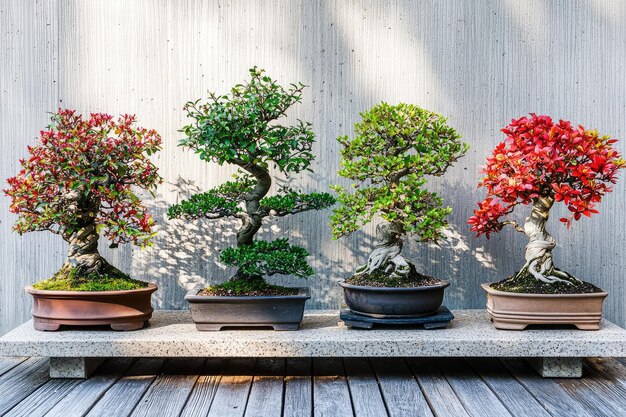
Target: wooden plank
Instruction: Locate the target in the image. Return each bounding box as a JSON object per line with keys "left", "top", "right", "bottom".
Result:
{"left": 344, "top": 358, "right": 388, "bottom": 417}
{"left": 44, "top": 358, "right": 135, "bottom": 417}
{"left": 283, "top": 358, "right": 312, "bottom": 417}
{"left": 435, "top": 358, "right": 512, "bottom": 417}
{"left": 244, "top": 358, "right": 285, "bottom": 417}
{"left": 501, "top": 358, "right": 596, "bottom": 417}
{"left": 180, "top": 358, "right": 224, "bottom": 417}
{"left": 554, "top": 363, "right": 626, "bottom": 417}
{"left": 0, "top": 357, "right": 28, "bottom": 377}
{"left": 206, "top": 358, "right": 256, "bottom": 417}
{"left": 0, "top": 357, "right": 49, "bottom": 415}
{"left": 407, "top": 358, "right": 470, "bottom": 417}
{"left": 85, "top": 358, "right": 165, "bottom": 417}
{"left": 313, "top": 358, "right": 353, "bottom": 417}
{"left": 130, "top": 358, "right": 205, "bottom": 417}
{"left": 466, "top": 358, "right": 551, "bottom": 417}
{"left": 5, "top": 378, "right": 81, "bottom": 417}
{"left": 586, "top": 357, "right": 626, "bottom": 390}
{"left": 371, "top": 358, "right": 432, "bottom": 417}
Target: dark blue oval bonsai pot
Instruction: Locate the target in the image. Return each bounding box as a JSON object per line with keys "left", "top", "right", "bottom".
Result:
{"left": 339, "top": 280, "right": 449, "bottom": 318}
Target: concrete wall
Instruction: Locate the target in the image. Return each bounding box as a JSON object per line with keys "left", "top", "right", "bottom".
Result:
{"left": 1, "top": 0, "right": 625, "bottom": 334}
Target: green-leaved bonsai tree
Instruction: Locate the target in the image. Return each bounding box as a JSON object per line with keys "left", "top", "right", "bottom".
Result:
{"left": 330, "top": 103, "right": 468, "bottom": 286}
{"left": 168, "top": 67, "right": 335, "bottom": 295}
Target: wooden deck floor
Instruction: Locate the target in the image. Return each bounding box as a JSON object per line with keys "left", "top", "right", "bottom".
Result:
{"left": 0, "top": 357, "right": 624, "bottom": 417}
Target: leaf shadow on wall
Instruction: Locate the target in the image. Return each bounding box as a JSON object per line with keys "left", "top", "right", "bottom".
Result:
{"left": 132, "top": 177, "right": 238, "bottom": 310}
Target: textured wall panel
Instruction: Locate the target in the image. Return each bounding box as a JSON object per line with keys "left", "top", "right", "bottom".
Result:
{"left": 0, "top": 0, "right": 61, "bottom": 335}
{"left": 1, "top": 0, "right": 625, "bottom": 334}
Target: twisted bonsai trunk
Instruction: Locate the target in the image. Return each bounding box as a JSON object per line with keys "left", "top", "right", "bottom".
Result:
{"left": 232, "top": 162, "right": 272, "bottom": 282}
{"left": 355, "top": 222, "right": 411, "bottom": 279}
{"left": 61, "top": 189, "right": 107, "bottom": 275}
{"left": 516, "top": 196, "right": 581, "bottom": 285}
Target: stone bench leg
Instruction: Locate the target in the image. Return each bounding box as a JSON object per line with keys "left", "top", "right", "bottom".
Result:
{"left": 50, "top": 357, "right": 105, "bottom": 379}
{"left": 527, "top": 357, "right": 582, "bottom": 378}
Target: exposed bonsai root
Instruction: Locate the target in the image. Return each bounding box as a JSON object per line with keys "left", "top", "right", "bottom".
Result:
{"left": 493, "top": 268, "right": 600, "bottom": 294}
{"left": 516, "top": 258, "right": 582, "bottom": 286}
{"left": 356, "top": 223, "right": 411, "bottom": 279}
{"left": 516, "top": 196, "right": 582, "bottom": 286}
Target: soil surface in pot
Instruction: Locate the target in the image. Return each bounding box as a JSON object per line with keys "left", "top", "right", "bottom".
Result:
{"left": 33, "top": 264, "right": 148, "bottom": 291}
{"left": 345, "top": 266, "right": 442, "bottom": 288}
{"left": 491, "top": 270, "right": 603, "bottom": 294}
{"left": 199, "top": 276, "right": 299, "bottom": 296}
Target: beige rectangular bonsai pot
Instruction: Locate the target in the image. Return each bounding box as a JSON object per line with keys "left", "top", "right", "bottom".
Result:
{"left": 481, "top": 283, "right": 608, "bottom": 330}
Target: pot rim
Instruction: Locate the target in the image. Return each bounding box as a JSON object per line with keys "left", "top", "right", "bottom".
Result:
{"left": 25, "top": 282, "right": 158, "bottom": 296}
{"left": 338, "top": 280, "right": 450, "bottom": 292}
{"left": 185, "top": 286, "right": 311, "bottom": 301}
{"left": 480, "top": 282, "right": 608, "bottom": 298}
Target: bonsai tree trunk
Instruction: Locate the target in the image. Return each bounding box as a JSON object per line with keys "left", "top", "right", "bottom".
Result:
{"left": 355, "top": 222, "right": 411, "bottom": 278}
{"left": 516, "top": 196, "right": 581, "bottom": 285}
{"left": 62, "top": 190, "right": 107, "bottom": 274}
{"left": 232, "top": 162, "right": 271, "bottom": 281}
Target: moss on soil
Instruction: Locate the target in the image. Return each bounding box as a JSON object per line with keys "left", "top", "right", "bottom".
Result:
{"left": 33, "top": 264, "right": 148, "bottom": 291}
{"left": 346, "top": 263, "right": 442, "bottom": 288}
{"left": 491, "top": 269, "right": 602, "bottom": 294}
{"left": 199, "top": 276, "right": 299, "bottom": 296}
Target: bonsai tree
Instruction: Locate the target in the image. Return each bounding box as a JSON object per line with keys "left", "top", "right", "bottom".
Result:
{"left": 468, "top": 114, "right": 624, "bottom": 288}
{"left": 330, "top": 103, "right": 468, "bottom": 285}
{"left": 168, "top": 67, "right": 335, "bottom": 294}
{"left": 5, "top": 109, "right": 163, "bottom": 290}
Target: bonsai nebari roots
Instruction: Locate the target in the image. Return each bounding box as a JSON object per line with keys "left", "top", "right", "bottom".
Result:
{"left": 355, "top": 223, "right": 412, "bottom": 279}
{"left": 516, "top": 196, "right": 582, "bottom": 285}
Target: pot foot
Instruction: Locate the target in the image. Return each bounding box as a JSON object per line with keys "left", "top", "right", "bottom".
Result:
{"left": 574, "top": 323, "right": 601, "bottom": 330}
{"left": 195, "top": 323, "right": 301, "bottom": 331}
{"left": 491, "top": 320, "right": 528, "bottom": 330}
{"left": 33, "top": 320, "right": 61, "bottom": 331}
{"left": 110, "top": 321, "right": 145, "bottom": 331}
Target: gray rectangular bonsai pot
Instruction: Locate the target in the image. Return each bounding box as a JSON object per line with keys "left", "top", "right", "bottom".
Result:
{"left": 185, "top": 287, "right": 311, "bottom": 331}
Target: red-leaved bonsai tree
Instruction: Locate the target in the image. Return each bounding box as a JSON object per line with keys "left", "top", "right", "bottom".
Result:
{"left": 5, "top": 109, "right": 163, "bottom": 290}
{"left": 468, "top": 114, "right": 624, "bottom": 289}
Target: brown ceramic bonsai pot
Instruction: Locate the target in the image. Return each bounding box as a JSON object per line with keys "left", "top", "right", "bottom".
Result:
{"left": 185, "top": 287, "right": 310, "bottom": 331}
{"left": 25, "top": 283, "right": 158, "bottom": 331}
{"left": 482, "top": 283, "right": 607, "bottom": 330}
{"left": 339, "top": 280, "right": 450, "bottom": 318}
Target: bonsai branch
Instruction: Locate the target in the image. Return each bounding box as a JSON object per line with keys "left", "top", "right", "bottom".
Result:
{"left": 515, "top": 196, "right": 582, "bottom": 285}
{"left": 355, "top": 222, "right": 411, "bottom": 279}
{"left": 501, "top": 220, "right": 525, "bottom": 233}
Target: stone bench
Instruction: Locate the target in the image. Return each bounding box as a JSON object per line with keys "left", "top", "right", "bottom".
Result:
{"left": 1, "top": 310, "right": 625, "bottom": 378}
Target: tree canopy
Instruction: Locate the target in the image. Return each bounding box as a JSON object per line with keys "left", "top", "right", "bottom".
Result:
{"left": 179, "top": 66, "right": 315, "bottom": 174}
{"left": 331, "top": 102, "right": 468, "bottom": 242}
{"left": 468, "top": 114, "right": 625, "bottom": 238}
{"left": 5, "top": 109, "right": 162, "bottom": 247}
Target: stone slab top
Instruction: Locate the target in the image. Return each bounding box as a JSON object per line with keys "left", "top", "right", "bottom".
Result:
{"left": 1, "top": 310, "right": 625, "bottom": 358}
